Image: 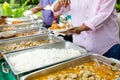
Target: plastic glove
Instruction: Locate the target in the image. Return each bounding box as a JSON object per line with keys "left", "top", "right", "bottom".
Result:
{"left": 23, "top": 10, "right": 33, "bottom": 17}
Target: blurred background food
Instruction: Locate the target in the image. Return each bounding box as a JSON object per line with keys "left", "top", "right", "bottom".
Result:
{"left": 0, "top": 16, "right": 7, "bottom": 25}
{"left": 49, "top": 23, "right": 66, "bottom": 30}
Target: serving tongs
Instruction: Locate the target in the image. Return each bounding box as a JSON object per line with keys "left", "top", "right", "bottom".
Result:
{"left": 94, "top": 59, "right": 100, "bottom": 66}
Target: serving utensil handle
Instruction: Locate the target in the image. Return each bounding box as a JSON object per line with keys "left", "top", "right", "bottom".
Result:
{"left": 1, "top": 62, "right": 10, "bottom": 73}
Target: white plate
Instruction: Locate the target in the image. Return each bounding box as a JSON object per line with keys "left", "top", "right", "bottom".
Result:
{"left": 50, "top": 27, "right": 74, "bottom": 36}
{"left": 52, "top": 27, "right": 74, "bottom": 33}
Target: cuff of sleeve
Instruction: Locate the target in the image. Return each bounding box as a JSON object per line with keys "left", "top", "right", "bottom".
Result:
{"left": 84, "top": 21, "right": 96, "bottom": 31}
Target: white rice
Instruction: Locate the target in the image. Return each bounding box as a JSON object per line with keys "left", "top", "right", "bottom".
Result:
{"left": 8, "top": 48, "right": 81, "bottom": 72}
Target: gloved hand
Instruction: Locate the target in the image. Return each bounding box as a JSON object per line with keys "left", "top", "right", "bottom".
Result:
{"left": 23, "top": 10, "right": 33, "bottom": 17}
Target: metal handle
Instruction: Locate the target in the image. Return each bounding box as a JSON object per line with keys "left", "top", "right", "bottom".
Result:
{"left": 57, "top": 36, "right": 64, "bottom": 40}
{"left": 109, "top": 58, "right": 120, "bottom": 63}
{"left": 1, "top": 62, "right": 9, "bottom": 73}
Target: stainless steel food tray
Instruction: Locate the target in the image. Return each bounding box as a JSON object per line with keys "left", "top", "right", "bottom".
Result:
{"left": 0, "top": 27, "right": 50, "bottom": 41}
{"left": 20, "top": 54, "right": 120, "bottom": 80}
{"left": 38, "top": 41, "right": 87, "bottom": 53}
{"left": 2, "top": 41, "right": 87, "bottom": 76}
{"left": 0, "top": 34, "right": 64, "bottom": 54}
{"left": 0, "top": 20, "right": 43, "bottom": 32}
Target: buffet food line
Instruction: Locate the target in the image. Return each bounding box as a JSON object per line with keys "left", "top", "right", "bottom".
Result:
{"left": 0, "top": 17, "right": 120, "bottom": 80}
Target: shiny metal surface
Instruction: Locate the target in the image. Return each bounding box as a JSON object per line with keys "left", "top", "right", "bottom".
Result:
{"left": 21, "top": 54, "right": 120, "bottom": 80}
{"left": 0, "top": 27, "right": 50, "bottom": 41}
{"left": 0, "top": 34, "right": 64, "bottom": 54}
{"left": 0, "top": 20, "right": 43, "bottom": 32}
{"left": 3, "top": 41, "right": 87, "bottom": 76}
{"left": 0, "top": 22, "right": 32, "bottom": 32}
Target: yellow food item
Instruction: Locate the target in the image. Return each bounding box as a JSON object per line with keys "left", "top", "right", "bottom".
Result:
{"left": 49, "top": 23, "right": 60, "bottom": 29}
{"left": 2, "top": 26, "right": 17, "bottom": 31}
{"left": 12, "top": 21, "right": 22, "bottom": 24}
{"left": 33, "top": 61, "right": 120, "bottom": 80}
{"left": 15, "top": 30, "right": 36, "bottom": 37}
{"left": 2, "top": 24, "right": 30, "bottom": 32}
{"left": 49, "top": 23, "right": 66, "bottom": 30}
{"left": 0, "top": 40, "right": 50, "bottom": 53}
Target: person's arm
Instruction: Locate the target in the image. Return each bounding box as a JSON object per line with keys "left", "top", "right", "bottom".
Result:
{"left": 54, "top": 11, "right": 62, "bottom": 18}
{"left": 54, "top": 1, "right": 62, "bottom": 12}
{"left": 64, "top": 0, "right": 117, "bottom": 35}
{"left": 31, "top": 3, "right": 44, "bottom": 13}
{"left": 53, "top": 0, "right": 70, "bottom": 12}
{"left": 52, "top": 17, "right": 58, "bottom": 24}
{"left": 60, "top": 23, "right": 90, "bottom": 35}
{"left": 83, "top": 0, "right": 117, "bottom": 31}
{"left": 52, "top": 12, "right": 61, "bottom": 24}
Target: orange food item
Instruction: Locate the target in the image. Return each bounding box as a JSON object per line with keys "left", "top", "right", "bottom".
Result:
{"left": 0, "top": 53, "right": 3, "bottom": 58}
{"left": 12, "top": 21, "right": 22, "bottom": 24}
{"left": 2, "top": 26, "right": 17, "bottom": 31}
{"left": 15, "top": 31, "right": 36, "bottom": 37}
{"left": 49, "top": 23, "right": 60, "bottom": 30}
{"left": 0, "top": 17, "right": 6, "bottom": 25}
{"left": 59, "top": 24, "right": 66, "bottom": 29}
{"left": 33, "top": 61, "right": 120, "bottom": 80}
{"left": 49, "top": 23, "right": 66, "bottom": 30}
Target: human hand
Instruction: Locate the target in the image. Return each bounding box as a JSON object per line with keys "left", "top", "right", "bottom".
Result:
{"left": 58, "top": 0, "right": 71, "bottom": 8}
{"left": 59, "top": 23, "right": 90, "bottom": 35}
{"left": 23, "top": 10, "right": 33, "bottom": 17}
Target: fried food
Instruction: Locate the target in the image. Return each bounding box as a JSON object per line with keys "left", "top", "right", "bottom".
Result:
{"left": 12, "top": 21, "right": 22, "bottom": 24}
{"left": 2, "top": 26, "right": 17, "bottom": 31}
{"left": 0, "top": 53, "right": 3, "bottom": 58}
{"left": 0, "top": 40, "right": 50, "bottom": 53}
{"left": 0, "top": 17, "right": 6, "bottom": 25}
{"left": 15, "top": 30, "right": 36, "bottom": 37}
{"left": 49, "top": 23, "right": 66, "bottom": 30}
{"left": 49, "top": 23, "right": 60, "bottom": 29}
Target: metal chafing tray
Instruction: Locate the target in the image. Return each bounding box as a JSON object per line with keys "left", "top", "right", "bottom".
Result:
{"left": 20, "top": 54, "right": 120, "bottom": 80}
{"left": 0, "top": 34, "right": 64, "bottom": 54}
{"left": 0, "top": 20, "right": 43, "bottom": 32}
{"left": 2, "top": 41, "right": 87, "bottom": 79}
{"left": 0, "top": 27, "right": 50, "bottom": 41}
{"left": 0, "top": 22, "right": 33, "bottom": 32}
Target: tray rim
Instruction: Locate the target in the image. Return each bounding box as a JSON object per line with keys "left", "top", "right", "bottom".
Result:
{"left": 3, "top": 41, "right": 87, "bottom": 75}
{"left": 0, "top": 27, "right": 50, "bottom": 41}
{"left": 20, "top": 53, "right": 120, "bottom": 80}
{"left": 0, "top": 34, "right": 64, "bottom": 54}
